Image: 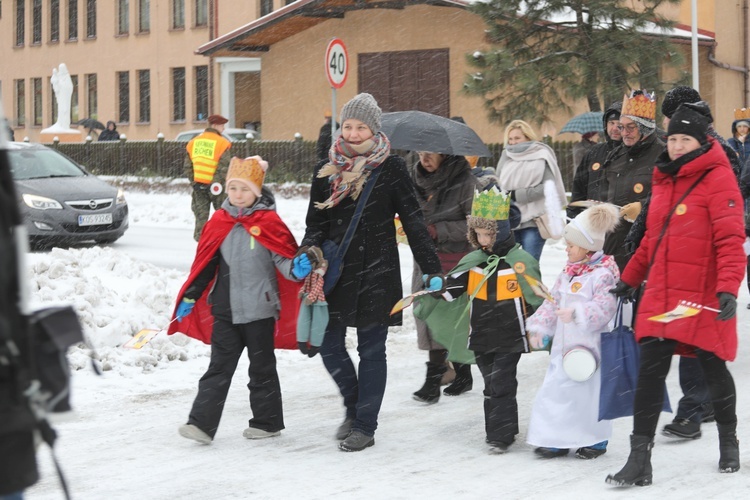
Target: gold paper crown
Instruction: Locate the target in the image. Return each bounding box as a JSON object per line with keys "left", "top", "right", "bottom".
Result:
{"left": 227, "top": 157, "right": 266, "bottom": 190}
{"left": 734, "top": 108, "right": 750, "bottom": 121}
{"left": 470, "top": 187, "right": 511, "bottom": 221}
{"left": 622, "top": 90, "right": 656, "bottom": 121}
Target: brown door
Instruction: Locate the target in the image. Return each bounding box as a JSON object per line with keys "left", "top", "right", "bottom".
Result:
{"left": 358, "top": 49, "right": 449, "bottom": 116}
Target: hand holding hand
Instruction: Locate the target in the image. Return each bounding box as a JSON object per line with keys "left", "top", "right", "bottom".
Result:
{"left": 292, "top": 253, "right": 312, "bottom": 279}
{"left": 620, "top": 202, "right": 642, "bottom": 223}
{"left": 610, "top": 281, "right": 637, "bottom": 301}
{"left": 529, "top": 332, "right": 550, "bottom": 350}
{"left": 555, "top": 307, "right": 576, "bottom": 324}
{"left": 176, "top": 298, "right": 196, "bottom": 322}
{"left": 716, "top": 292, "right": 737, "bottom": 321}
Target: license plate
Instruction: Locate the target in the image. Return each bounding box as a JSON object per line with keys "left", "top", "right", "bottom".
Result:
{"left": 78, "top": 213, "right": 113, "bottom": 226}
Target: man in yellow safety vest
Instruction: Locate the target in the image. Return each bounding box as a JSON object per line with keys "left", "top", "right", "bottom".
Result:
{"left": 184, "top": 114, "right": 233, "bottom": 241}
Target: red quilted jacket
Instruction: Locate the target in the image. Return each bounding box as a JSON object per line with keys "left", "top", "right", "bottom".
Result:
{"left": 621, "top": 138, "right": 746, "bottom": 361}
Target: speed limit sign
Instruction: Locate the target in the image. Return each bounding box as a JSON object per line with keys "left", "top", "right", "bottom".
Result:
{"left": 325, "top": 38, "right": 349, "bottom": 89}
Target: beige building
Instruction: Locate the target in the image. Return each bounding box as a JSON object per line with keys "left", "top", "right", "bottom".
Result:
{"left": 2, "top": 0, "right": 749, "bottom": 144}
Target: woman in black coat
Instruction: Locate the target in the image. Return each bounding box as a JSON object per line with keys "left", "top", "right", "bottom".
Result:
{"left": 300, "top": 93, "right": 441, "bottom": 452}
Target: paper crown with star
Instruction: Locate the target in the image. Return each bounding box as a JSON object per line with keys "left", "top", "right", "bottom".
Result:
{"left": 622, "top": 90, "right": 656, "bottom": 122}
{"left": 226, "top": 156, "right": 267, "bottom": 196}
{"left": 734, "top": 108, "right": 750, "bottom": 120}
{"left": 470, "top": 186, "right": 511, "bottom": 221}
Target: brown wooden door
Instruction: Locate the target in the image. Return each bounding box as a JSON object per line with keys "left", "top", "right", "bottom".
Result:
{"left": 358, "top": 49, "right": 449, "bottom": 116}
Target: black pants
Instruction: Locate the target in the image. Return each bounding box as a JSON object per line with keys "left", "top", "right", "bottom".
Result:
{"left": 475, "top": 351, "right": 522, "bottom": 444}
{"left": 188, "top": 317, "right": 283, "bottom": 437}
{"left": 633, "top": 338, "right": 736, "bottom": 438}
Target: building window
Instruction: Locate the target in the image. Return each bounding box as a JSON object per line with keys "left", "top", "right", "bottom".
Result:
{"left": 118, "top": 0, "right": 129, "bottom": 35}
{"left": 68, "top": 0, "right": 78, "bottom": 40}
{"left": 171, "top": 0, "right": 184, "bottom": 29}
{"left": 71, "top": 75, "right": 79, "bottom": 123}
{"left": 138, "top": 69, "right": 150, "bottom": 123}
{"left": 32, "top": 78, "right": 43, "bottom": 126}
{"left": 50, "top": 0, "right": 60, "bottom": 42}
{"left": 117, "top": 71, "right": 130, "bottom": 123}
{"left": 195, "top": 65, "right": 208, "bottom": 122}
{"left": 286, "top": 0, "right": 295, "bottom": 5}
{"left": 15, "top": 79, "right": 25, "bottom": 127}
{"left": 172, "top": 67, "right": 186, "bottom": 121}
{"left": 86, "top": 0, "right": 96, "bottom": 38}
{"left": 195, "top": 0, "right": 207, "bottom": 27}
{"left": 260, "top": 0, "right": 273, "bottom": 17}
{"left": 32, "top": 0, "right": 42, "bottom": 44}
{"left": 138, "top": 0, "right": 149, "bottom": 32}
{"left": 15, "top": 0, "right": 24, "bottom": 46}
{"left": 86, "top": 73, "right": 97, "bottom": 118}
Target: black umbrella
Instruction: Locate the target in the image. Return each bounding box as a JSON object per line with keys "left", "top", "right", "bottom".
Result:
{"left": 75, "top": 118, "right": 106, "bottom": 130}
{"left": 380, "top": 111, "right": 492, "bottom": 157}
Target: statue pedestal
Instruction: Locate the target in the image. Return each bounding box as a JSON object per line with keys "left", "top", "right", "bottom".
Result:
{"left": 39, "top": 128, "right": 82, "bottom": 143}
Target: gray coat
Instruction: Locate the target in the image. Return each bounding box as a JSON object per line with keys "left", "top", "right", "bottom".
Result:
{"left": 409, "top": 155, "right": 479, "bottom": 350}
{"left": 185, "top": 190, "right": 297, "bottom": 324}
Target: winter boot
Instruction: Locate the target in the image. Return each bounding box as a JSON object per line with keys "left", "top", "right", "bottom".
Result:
{"left": 413, "top": 362, "right": 447, "bottom": 404}
{"left": 535, "top": 447, "right": 569, "bottom": 458}
{"left": 662, "top": 418, "right": 701, "bottom": 439}
{"left": 605, "top": 434, "right": 654, "bottom": 487}
{"left": 718, "top": 422, "right": 740, "bottom": 473}
{"left": 339, "top": 430, "right": 375, "bottom": 452}
{"left": 443, "top": 362, "right": 473, "bottom": 396}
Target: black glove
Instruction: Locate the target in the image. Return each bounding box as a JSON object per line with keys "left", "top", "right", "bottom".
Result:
{"left": 298, "top": 341, "right": 310, "bottom": 356}
{"left": 298, "top": 341, "right": 320, "bottom": 358}
{"left": 609, "top": 281, "right": 637, "bottom": 302}
{"left": 716, "top": 292, "right": 737, "bottom": 321}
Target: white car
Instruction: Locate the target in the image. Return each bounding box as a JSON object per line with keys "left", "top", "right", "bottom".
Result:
{"left": 175, "top": 127, "right": 258, "bottom": 142}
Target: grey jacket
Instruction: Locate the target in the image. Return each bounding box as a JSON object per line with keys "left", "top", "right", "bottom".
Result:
{"left": 185, "top": 189, "right": 297, "bottom": 324}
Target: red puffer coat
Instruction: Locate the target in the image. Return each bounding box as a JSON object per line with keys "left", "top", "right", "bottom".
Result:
{"left": 621, "top": 138, "right": 746, "bottom": 361}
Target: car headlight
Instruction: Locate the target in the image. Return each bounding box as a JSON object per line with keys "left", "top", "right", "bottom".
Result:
{"left": 116, "top": 188, "right": 127, "bottom": 205}
{"left": 22, "top": 194, "right": 63, "bottom": 210}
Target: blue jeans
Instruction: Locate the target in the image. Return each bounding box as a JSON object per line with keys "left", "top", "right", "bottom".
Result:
{"left": 513, "top": 226, "right": 545, "bottom": 262}
{"left": 676, "top": 356, "right": 713, "bottom": 423}
{"left": 320, "top": 323, "right": 388, "bottom": 437}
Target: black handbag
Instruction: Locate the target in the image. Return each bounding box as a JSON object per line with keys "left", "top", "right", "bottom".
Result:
{"left": 322, "top": 167, "right": 382, "bottom": 295}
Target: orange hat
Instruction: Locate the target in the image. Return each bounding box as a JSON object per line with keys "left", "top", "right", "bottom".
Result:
{"left": 324, "top": 110, "right": 332, "bottom": 118}
{"left": 208, "top": 114, "right": 229, "bottom": 125}
{"left": 226, "top": 156, "right": 268, "bottom": 197}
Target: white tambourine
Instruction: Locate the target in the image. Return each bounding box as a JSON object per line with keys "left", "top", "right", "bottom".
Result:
{"left": 562, "top": 346, "right": 599, "bottom": 382}
{"left": 210, "top": 182, "right": 223, "bottom": 196}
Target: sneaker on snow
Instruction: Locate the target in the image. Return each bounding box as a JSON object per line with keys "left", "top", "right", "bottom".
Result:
{"left": 662, "top": 418, "right": 701, "bottom": 439}
{"left": 178, "top": 424, "right": 212, "bottom": 445}
{"left": 534, "top": 447, "right": 569, "bottom": 458}
{"left": 242, "top": 427, "right": 281, "bottom": 439}
{"left": 338, "top": 430, "right": 374, "bottom": 452}
{"left": 576, "top": 446, "right": 607, "bottom": 459}
{"left": 487, "top": 441, "right": 513, "bottom": 454}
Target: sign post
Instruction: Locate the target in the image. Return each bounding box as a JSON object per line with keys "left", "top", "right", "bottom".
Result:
{"left": 325, "top": 38, "right": 349, "bottom": 137}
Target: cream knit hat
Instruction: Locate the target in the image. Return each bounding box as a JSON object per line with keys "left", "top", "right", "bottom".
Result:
{"left": 563, "top": 204, "right": 620, "bottom": 252}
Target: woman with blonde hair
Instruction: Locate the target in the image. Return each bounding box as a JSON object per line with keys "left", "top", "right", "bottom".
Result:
{"left": 495, "top": 120, "right": 566, "bottom": 261}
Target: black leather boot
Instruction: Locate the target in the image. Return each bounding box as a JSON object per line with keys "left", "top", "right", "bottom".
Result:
{"left": 443, "top": 362, "right": 473, "bottom": 396}
{"left": 413, "top": 362, "right": 447, "bottom": 404}
{"left": 605, "top": 434, "right": 653, "bottom": 486}
{"left": 718, "top": 422, "right": 740, "bottom": 473}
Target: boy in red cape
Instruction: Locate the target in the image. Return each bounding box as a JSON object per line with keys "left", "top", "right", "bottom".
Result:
{"left": 171, "top": 156, "right": 310, "bottom": 445}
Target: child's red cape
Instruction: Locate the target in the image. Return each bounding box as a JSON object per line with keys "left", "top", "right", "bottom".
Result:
{"left": 167, "top": 208, "right": 301, "bottom": 349}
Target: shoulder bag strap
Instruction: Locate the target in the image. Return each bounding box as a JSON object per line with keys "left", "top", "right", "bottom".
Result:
{"left": 644, "top": 170, "right": 709, "bottom": 279}
{"left": 335, "top": 166, "right": 383, "bottom": 260}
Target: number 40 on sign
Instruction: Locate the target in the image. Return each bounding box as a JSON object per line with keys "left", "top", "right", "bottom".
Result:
{"left": 325, "top": 38, "right": 349, "bottom": 89}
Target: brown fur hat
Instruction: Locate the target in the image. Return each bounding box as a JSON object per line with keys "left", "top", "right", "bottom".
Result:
{"left": 467, "top": 215, "right": 498, "bottom": 249}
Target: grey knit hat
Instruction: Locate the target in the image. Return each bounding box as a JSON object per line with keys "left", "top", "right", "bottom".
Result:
{"left": 340, "top": 93, "right": 382, "bottom": 134}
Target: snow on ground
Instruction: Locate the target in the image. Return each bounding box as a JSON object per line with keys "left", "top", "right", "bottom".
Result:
{"left": 24, "top": 186, "right": 750, "bottom": 499}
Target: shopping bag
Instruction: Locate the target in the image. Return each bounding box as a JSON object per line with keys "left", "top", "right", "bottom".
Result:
{"left": 598, "top": 300, "right": 671, "bottom": 421}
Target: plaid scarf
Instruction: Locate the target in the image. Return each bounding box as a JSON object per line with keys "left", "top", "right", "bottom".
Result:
{"left": 314, "top": 132, "right": 391, "bottom": 209}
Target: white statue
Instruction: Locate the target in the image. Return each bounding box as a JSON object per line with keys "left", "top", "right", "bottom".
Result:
{"left": 43, "top": 63, "right": 78, "bottom": 134}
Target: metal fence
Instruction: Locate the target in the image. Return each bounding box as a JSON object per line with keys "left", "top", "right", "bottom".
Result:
{"left": 46, "top": 137, "right": 580, "bottom": 189}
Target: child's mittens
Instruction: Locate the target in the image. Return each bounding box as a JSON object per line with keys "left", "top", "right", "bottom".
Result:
{"left": 528, "top": 331, "right": 550, "bottom": 350}
{"left": 292, "top": 252, "right": 312, "bottom": 279}
{"left": 422, "top": 274, "right": 446, "bottom": 295}
{"left": 555, "top": 307, "right": 576, "bottom": 324}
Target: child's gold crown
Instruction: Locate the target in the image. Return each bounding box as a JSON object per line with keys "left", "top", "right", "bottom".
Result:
{"left": 622, "top": 90, "right": 656, "bottom": 121}
{"left": 471, "top": 186, "right": 510, "bottom": 221}
{"left": 227, "top": 157, "right": 265, "bottom": 189}
{"left": 734, "top": 108, "right": 750, "bottom": 120}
